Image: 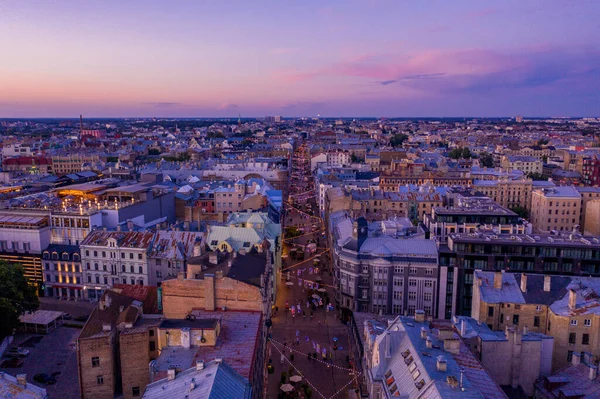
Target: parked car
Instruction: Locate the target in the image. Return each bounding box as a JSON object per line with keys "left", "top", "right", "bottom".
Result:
{"left": 34, "top": 373, "right": 56, "bottom": 385}
{"left": 5, "top": 347, "right": 29, "bottom": 358}
{"left": 74, "top": 314, "right": 89, "bottom": 322}
{"left": 62, "top": 313, "right": 72, "bottom": 320}
{"left": 1, "top": 357, "right": 24, "bottom": 368}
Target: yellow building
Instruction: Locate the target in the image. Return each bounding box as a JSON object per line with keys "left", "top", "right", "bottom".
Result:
{"left": 530, "top": 187, "right": 582, "bottom": 232}
{"left": 472, "top": 271, "right": 600, "bottom": 371}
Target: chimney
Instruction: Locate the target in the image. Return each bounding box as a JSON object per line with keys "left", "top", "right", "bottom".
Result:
{"left": 572, "top": 352, "right": 581, "bottom": 366}
{"left": 444, "top": 339, "right": 460, "bottom": 355}
{"left": 214, "top": 358, "right": 223, "bottom": 364}
{"left": 102, "top": 323, "right": 111, "bottom": 331}
{"left": 181, "top": 328, "right": 191, "bottom": 349}
{"left": 589, "top": 365, "right": 598, "bottom": 381}
{"left": 426, "top": 337, "right": 433, "bottom": 349}
{"left": 420, "top": 327, "right": 427, "bottom": 340}
{"left": 494, "top": 271, "right": 503, "bottom": 289}
{"left": 193, "top": 241, "right": 202, "bottom": 257}
{"left": 196, "top": 360, "right": 204, "bottom": 371}
{"left": 204, "top": 274, "right": 215, "bottom": 311}
{"left": 520, "top": 273, "right": 527, "bottom": 293}
{"left": 415, "top": 310, "right": 425, "bottom": 323}
{"left": 569, "top": 289, "right": 577, "bottom": 310}
{"left": 543, "top": 275, "right": 551, "bottom": 292}
{"left": 384, "top": 332, "right": 392, "bottom": 359}
{"left": 460, "top": 320, "right": 467, "bottom": 337}
{"left": 16, "top": 374, "right": 27, "bottom": 387}
{"left": 167, "top": 369, "right": 176, "bottom": 381}
{"left": 436, "top": 356, "right": 447, "bottom": 372}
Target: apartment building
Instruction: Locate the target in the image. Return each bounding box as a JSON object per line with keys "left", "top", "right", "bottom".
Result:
{"left": 146, "top": 230, "right": 203, "bottom": 286}
{"left": 530, "top": 187, "right": 582, "bottom": 233}
{"left": 0, "top": 211, "right": 51, "bottom": 285}
{"left": 439, "top": 232, "right": 600, "bottom": 319}
{"left": 51, "top": 154, "right": 100, "bottom": 175}
{"left": 80, "top": 230, "right": 154, "bottom": 300}
{"left": 330, "top": 213, "right": 439, "bottom": 317}
{"left": 577, "top": 186, "right": 600, "bottom": 234}
{"left": 473, "top": 178, "right": 533, "bottom": 210}
{"left": 379, "top": 170, "right": 472, "bottom": 191}
{"left": 472, "top": 271, "right": 600, "bottom": 371}
{"left": 357, "top": 313, "right": 507, "bottom": 398}
{"left": 424, "top": 196, "right": 529, "bottom": 244}
{"left": 501, "top": 155, "right": 543, "bottom": 175}
{"left": 42, "top": 245, "right": 82, "bottom": 299}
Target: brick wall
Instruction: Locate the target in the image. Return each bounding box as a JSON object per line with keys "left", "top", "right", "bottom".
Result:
{"left": 78, "top": 334, "right": 117, "bottom": 399}
{"left": 119, "top": 331, "right": 150, "bottom": 399}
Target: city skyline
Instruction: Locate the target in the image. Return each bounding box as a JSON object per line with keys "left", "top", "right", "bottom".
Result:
{"left": 1, "top": 0, "right": 599, "bottom": 118}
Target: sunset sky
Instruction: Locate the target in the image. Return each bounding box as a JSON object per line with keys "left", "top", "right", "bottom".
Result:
{"left": 0, "top": 0, "right": 599, "bottom": 117}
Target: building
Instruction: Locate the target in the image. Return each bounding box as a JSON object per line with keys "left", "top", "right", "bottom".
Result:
{"left": 424, "top": 195, "right": 529, "bottom": 244}
{"left": 530, "top": 187, "right": 582, "bottom": 233}
{"left": 146, "top": 230, "right": 203, "bottom": 286}
{"left": 142, "top": 359, "right": 251, "bottom": 399}
{"left": 51, "top": 154, "right": 100, "bottom": 175}
{"left": 357, "top": 312, "right": 507, "bottom": 398}
{"left": 379, "top": 170, "right": 472, "bottom": 191}
{"left": 582, "top": 156, "right": 600, "bottom": 186}
{"left": 1, "top": 156, "right": 52, "bottom": 174}
{"left": 472, "top": 271, "right": 600, "bottom": 371}
{"left": 439, "top": 231, "right": 600, "bottom": 319}
{"left": 454, "top": 316, "right": 553, "bottom": 396}
{"left": 0, "top": 372, "right": 48, "bottom": 399}
{"left": 576, "top": 187, "right": 600, "bottom": 234}
{"left": 533, "top": 352, "right": 599, "bottom": 399}
{"left": 472, "top": 178, "right": 533, "bottom": 211}
{"left": 42, "top": 244, "right": 82, "bottom": 299}
{"left": 80, "top": 230, "right": 154, "bottom": 300}
{"left": 330, "top": 213, "right": 439, "bottom": 317}
{"left": 501, "top": 155, "right": 543, "bottom": 175}
{"left": 0, "top": 211, "right": 51, "bottom": 285}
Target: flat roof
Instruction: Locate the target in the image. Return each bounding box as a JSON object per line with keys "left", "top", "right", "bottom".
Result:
{"left": 19, "top": 310, "right": 64, "bottom": 325}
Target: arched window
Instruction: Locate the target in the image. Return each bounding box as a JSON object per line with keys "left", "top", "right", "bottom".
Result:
{"left": 130, "top": 265, "right": 134, "bottom": 273}
{"left": 73, "top": 253, "right": 80, "bottom": 261}
{"left": 93, "top": 251, "right": 97, "bottom": 257}
{"left": 51, "top": 252, "right": 59, "bottom": 260}
{"left": 121, "top": 265, "right": 126, "bottom": 272}
{"left": 138, "top": 266, "right": 143, "bottom": 274}
{"left": 62, "top": 253, "right": 69, "bottom": 261}
{"left": 86, "top": 262, "right": 91, "bottom": 270}
{"left": 94, "top": 263, "right": 99, "bottom": 270}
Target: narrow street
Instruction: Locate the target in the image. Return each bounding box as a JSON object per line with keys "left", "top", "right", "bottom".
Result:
{"left": 266, "top": 143, "right": 357, "bottom": 399}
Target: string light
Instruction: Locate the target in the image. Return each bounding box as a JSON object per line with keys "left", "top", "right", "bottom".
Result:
{"left": 269, "top": 338, "right": 360, "bottom": 399}
{"left": 269, "top": 338, "right": 355, "bottom": 372}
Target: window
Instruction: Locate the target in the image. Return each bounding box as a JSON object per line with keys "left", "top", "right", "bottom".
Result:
{"left": 138, "top": 253, "right": 142, "bottom": 260}
{"left": 582, "top": 334, "right": 590, "bottom": 345}
{"left": 584, "top": 319, "right": 591, "bottom": 327}
{"left": 569, "top": 333, "right": 576, "bottom": 344}
{"left": 139, "top": 266, "right": 143, "bottom": 274}
{"left": 409, "top": 267, "right": 417, "bottom": 274}
{"left": 130, "top": 266, "right": 134, "bottom": 273}
{"left": 97, "top": 375, "right": 104, "bottom": 385}
{"left": 408, "top": 292, "right": 416, "bottom": 300}
{"left": 500, "top": 313, "right": 504, "bottom": 324}
{"left": 94, "top": 263, "right": 98, "bottom": 270}
{"left": 156, "top": 270, "right": 162, "bottom": 278}
{"left": 408, "top": 279, "right": 417, "bottom": 287}
{"left": 155, "top": 259, "right": 161, "bottom": 266}
{"left": 102, "top": 251, "right": 106, "bottom": 258}
{"left": 512, "top": 315, "right": 519, "bottom": 325}
{"left": 570, "top": 319, "right": 578, "bottom": 326}
{"left": 425, "top": 268, "right": 433, "bottom": 275}
{"left": 86, "top": 250, "right": 90, "bottom": 256}
{"left": 91, "top": 357, "right": 100, "bottom": 367}
{"left": 121, "top": 252, "right": 125, "bottom": 259}
{"left": 131, "top": 278, "right": 135, "bottom": 285}
{"left": 424, "top": 281, "right": 433, "bottom": 288}
{"left": 534, "top": 316, "right": 540, "bottom": 327}
{"left": 132, "top": 387, "right": 140, "bottom": 397}
{"left": 93, "top": 251, "right": 97, "bottom": 257}
{"left": 243, "top": 242, "right": 251, "bottom": 248}
{"left": 129, "top": 253, "right": 134, "bottom": 259}
{"left": 149, "top": 329, "right": 154, "bottom": 337}
{"left": 488, "top": 307, "right": 494, "bottom": 317}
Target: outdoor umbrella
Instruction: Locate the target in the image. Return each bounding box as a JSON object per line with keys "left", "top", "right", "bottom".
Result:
{"left": 286, "top": 282, "right": 294, "bottom": 286}
{"left": 280, "top": 384, "right": 295, "bottom": 392}
{"left": 289, "top": 375, "right": 303, "bottom": 383}
{"left": 317, "top": 288, "right": 326, "bottom": 293}
{"left": 312, "top": 294, "right": 321, "bottom": 299}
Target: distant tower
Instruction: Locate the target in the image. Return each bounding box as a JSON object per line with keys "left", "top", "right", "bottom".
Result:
{"left": 79, "top": 114, "right": 83, "bottom": 140}
{"left": 238, "top": 114, "right": 242, "bottom": 129}
{"left": 515, "top": 115, "right": 523, "bottom": 123}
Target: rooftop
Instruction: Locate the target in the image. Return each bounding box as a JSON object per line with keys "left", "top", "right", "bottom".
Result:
{"left": 0, "top": 372, "right": 47, "bottom": 399}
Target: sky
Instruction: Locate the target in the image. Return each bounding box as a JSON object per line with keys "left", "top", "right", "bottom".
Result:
{"left": 0, "top": 0, "right": 599, "bottom": 118}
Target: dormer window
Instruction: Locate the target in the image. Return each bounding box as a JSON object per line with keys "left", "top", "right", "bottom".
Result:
{"left": 43, "top": 252, "right": 50, "bottom": 260}
{"left": 62, "top": 253, "right": 69, "bottom": 261}
{"left": 51, "top": 252, "right": 59, "bottom": 260}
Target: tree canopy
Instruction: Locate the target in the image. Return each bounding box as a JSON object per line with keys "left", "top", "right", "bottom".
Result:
{"left": 0, "top": 261, "right": 39, "bottom": 340}
{"left": 478, "top": 152, "right": 494, "bottom": 167}
{"left": 390, "top": 134, "right": 409, "bottom": 147}
{"left": 448, "top": 147, "right": 472, "bottom": 159}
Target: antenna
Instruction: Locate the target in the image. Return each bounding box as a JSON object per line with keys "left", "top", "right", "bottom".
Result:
{"left": 80, "top": 114, "right": 83, "bottom": 140}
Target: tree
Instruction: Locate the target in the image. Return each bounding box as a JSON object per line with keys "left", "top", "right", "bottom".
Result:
{"left": 350, "top": 154, "right": 363, "bottom": 163}
{"left": 510, "top": 205, "right": 529, "bottom": 219}
{"left": 537, "top": 138, "right": 549, "bottom": 146}
{"left": 0, "top": 261, "right": 39, "bottom": 340}
{"left": 527, "top": 172, "right": 546, "bottom": 181}
{"left": 390, "top": 134, "right": 409, "bottom": 147}
{"left": 479, "top": 152, "right": 494, "bottom": 168}
{"left": 148, "top": 148, "right": 161, "bottom": 156}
